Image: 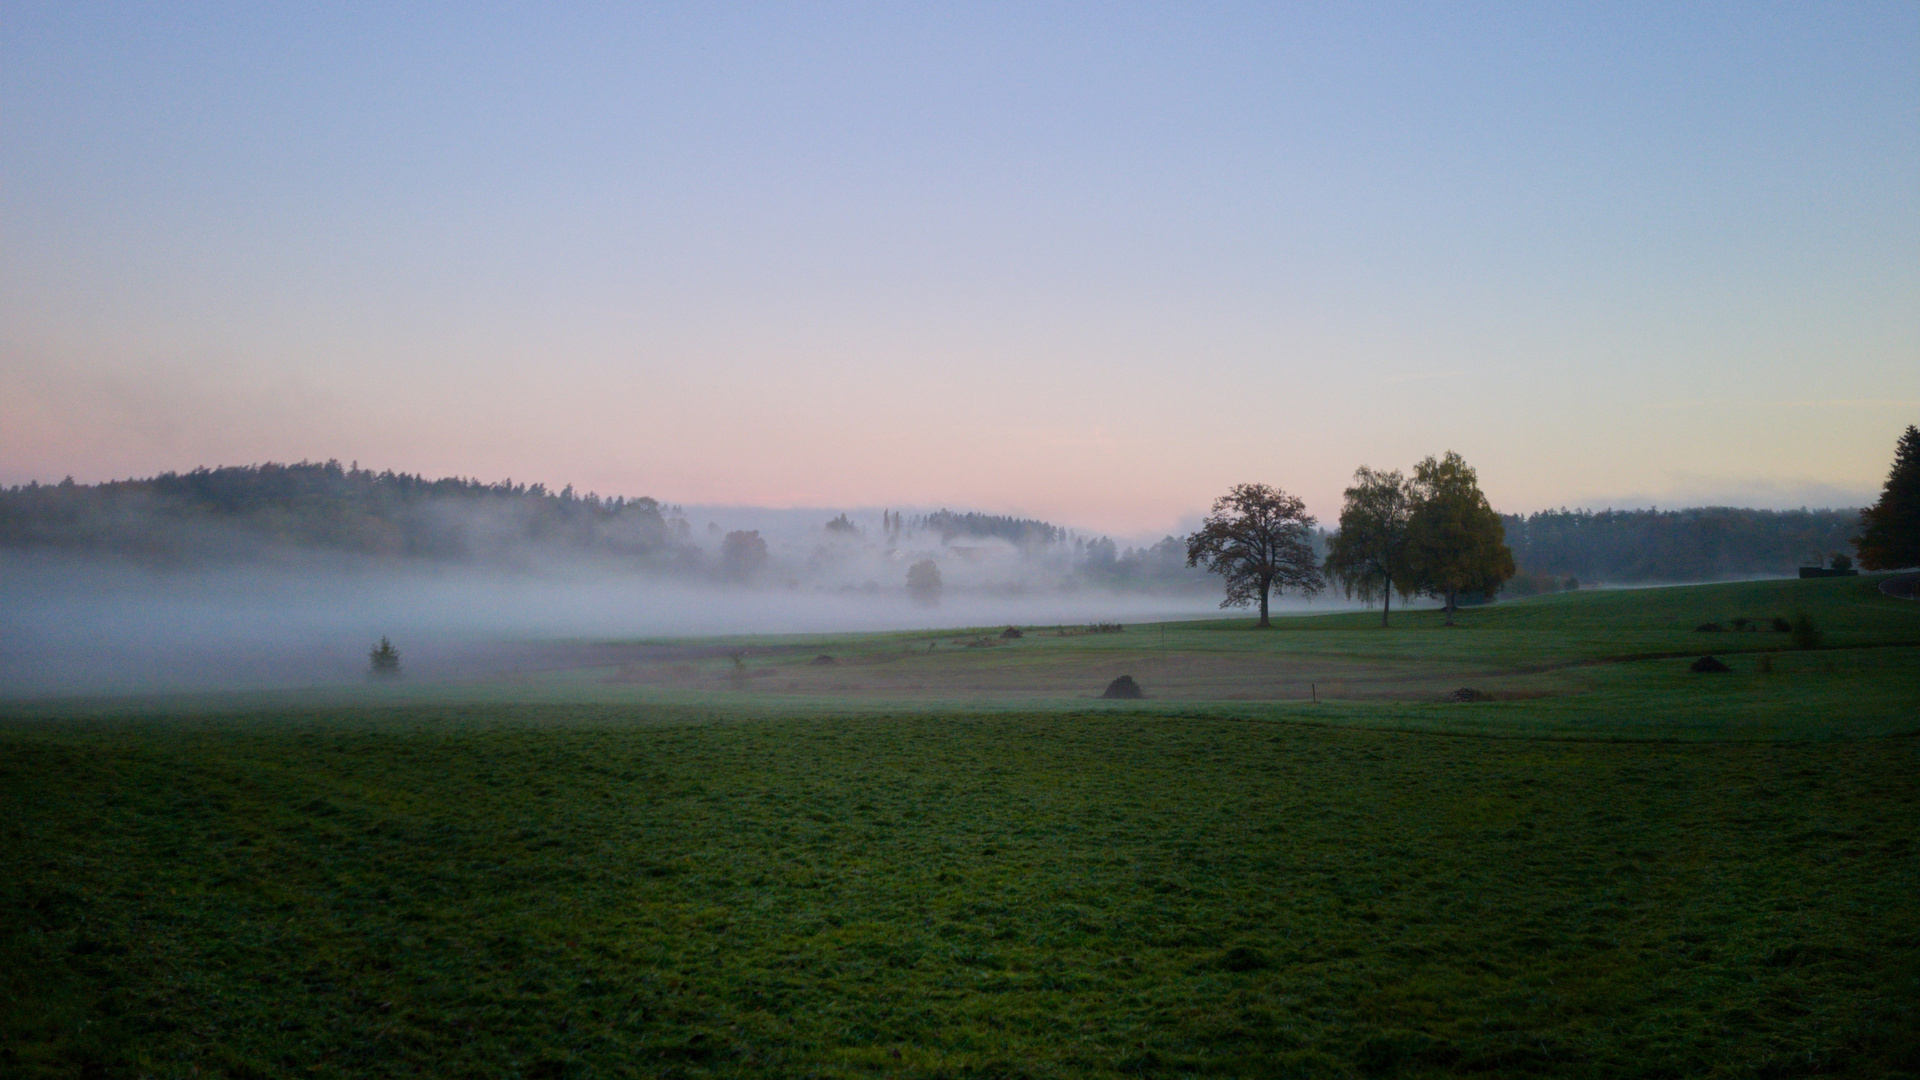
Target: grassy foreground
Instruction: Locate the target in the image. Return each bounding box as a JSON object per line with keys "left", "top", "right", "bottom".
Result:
{"left": 3, "top": 576, "right": 1918, "bottom": 1077}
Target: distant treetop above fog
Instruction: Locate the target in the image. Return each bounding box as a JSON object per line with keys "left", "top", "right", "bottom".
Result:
{"left": 915, "top": 510, "right": 1065, "bottom": 548}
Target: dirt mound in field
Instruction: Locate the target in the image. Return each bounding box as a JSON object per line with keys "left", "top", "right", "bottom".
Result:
{"left": 1446, "top": 688, "right": 1491, "bottom": 702}
{"left": 1101, "top": 675, "right": 1144, "bottom": 699}
{"left": 811, "top": 655, "right": 836, "bottom": 665}
{"left": 1690, "top": 655, "right": 1731, "bottom": 673}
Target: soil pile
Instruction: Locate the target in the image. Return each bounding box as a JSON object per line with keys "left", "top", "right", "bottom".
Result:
{"left": 1690, "top": 655, "right": 1732, "bottom": 673}
{"left": 1446, "top": 688, "right": 1491, "bottom": 702}
{"left": 1101, "top": 675, "right": 1144, "bottom": 699}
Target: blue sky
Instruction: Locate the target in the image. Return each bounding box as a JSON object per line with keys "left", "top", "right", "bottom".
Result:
{"left": 4, "top": 3, "right": 1915, "bottom": 532}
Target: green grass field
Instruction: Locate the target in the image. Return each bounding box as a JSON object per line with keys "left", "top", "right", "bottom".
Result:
{"left": 4, "top": 575, "right": 1917, "bottom": 1077}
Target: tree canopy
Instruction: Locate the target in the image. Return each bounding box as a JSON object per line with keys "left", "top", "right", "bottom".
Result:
{"left": 1401, "top": 452, "right": 1514, "bottom": 625}
{"left": 1856, "top": 424, "right": 1920, "bottom": 571}
{"left": 1185, "top": 483, "right": 1323, "bottom": 627}
{"left": 1323, "top": 466, "right": 1414, "bottom": 627}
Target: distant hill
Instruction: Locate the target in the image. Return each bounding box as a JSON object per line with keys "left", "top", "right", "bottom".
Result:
{"left": 0, "top": 461, "right": 695, "bottom": 565}
{"left": 1501, "top": 507, "right": 1860, "bottom": 583}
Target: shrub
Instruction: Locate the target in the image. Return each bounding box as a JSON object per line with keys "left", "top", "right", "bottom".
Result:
{"left": 1561, "top": 575, "right": 1580, "bottom": 591}
{"left": 1503, "top": 569, "right": 1559, "bottom": 598}
{"left": 1771, "top": 617, "right": 1792, "bottom": 633}
{"left": 1730, "top": 617, "right": 1750, "bottom": 632}
{"left": 1791, "top": 613, "right": 1821, "bottom": 651}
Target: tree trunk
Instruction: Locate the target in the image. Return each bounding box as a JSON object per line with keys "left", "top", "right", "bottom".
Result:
{"left": 1258, "top": 577, "right": 1271, "bottom": 627}
{"left": 1444, "top": 588, "right": 1456, "bottom": 626}
{"left": 1381, "top": 576, "right": 1392, "bottom": 628}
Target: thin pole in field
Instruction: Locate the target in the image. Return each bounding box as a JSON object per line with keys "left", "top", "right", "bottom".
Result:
{"left": 1159, "top": 619, "right": 1168, "bottom": 697}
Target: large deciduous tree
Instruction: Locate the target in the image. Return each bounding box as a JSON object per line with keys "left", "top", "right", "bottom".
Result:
{"left": 1402, "top": 452, "right": 1514, "bottom": 626}
{"left": 1323, "top": 466, "right": 1414, "bottom": 628}
{"left": 1855, "top": 424, "right": 1920, "bottom": 570}
{"left": 1185, "top": 483, "right": 1324, "bottom": 627}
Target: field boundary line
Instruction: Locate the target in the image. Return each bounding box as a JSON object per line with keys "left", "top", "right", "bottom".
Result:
{"left": 1879, "top": 571, "right": 1920, "bottom": 601}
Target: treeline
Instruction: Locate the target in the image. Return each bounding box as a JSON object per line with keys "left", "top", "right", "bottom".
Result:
{"left": 1500, "top": 507, "right": 1860, "bottom": 583}
{"left": 907, "top": 510, "right": 1067, "bottom": 548}
{"left": 893, "top": 512, "right": 1214, "bottom": 591}
{"left": 0, "top": 461, "right": 695, "bottom": 565}
{"left": 8, "top": 461, "right": 1865, "bottom": 586}
{"left": 1078, "top": 535, "right": 1212, "bottom": 591}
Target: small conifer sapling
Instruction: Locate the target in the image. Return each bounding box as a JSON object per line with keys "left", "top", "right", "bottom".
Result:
{"left": 369, "top": 637, "right": 401, "bottom": 678}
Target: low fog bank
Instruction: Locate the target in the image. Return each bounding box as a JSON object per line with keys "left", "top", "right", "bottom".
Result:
{"left": 0, "top": 553, "right": 1360, "bottom": 698}
{"left": 0, "top": 463, "right": 1218, "bottom": 593}
{"left": 2, "top": 465, "right": 1369, "bottom": 698}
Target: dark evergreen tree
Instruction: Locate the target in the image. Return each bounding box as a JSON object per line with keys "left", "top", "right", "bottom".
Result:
{"left": 1856, "top": 425, "right": 1920, "bottom": 570}
{"left": 368, "top": 637, "right": 401, "bottom": 678}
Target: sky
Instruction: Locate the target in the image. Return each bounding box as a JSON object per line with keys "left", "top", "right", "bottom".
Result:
{"left": 3, "top": 2, "right": 1915, "bottom": 536}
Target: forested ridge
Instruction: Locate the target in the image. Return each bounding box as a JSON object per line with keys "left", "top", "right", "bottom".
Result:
{"left": 0, "top": 461, "right": 693, "bottom": 564}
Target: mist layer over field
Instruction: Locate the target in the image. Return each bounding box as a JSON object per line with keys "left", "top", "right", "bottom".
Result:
{"left": 0, "top": 553, "right": 1348, "bottom": 697}
{"left": 4, "top": 466, "right": 1355, "bottom": 696}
